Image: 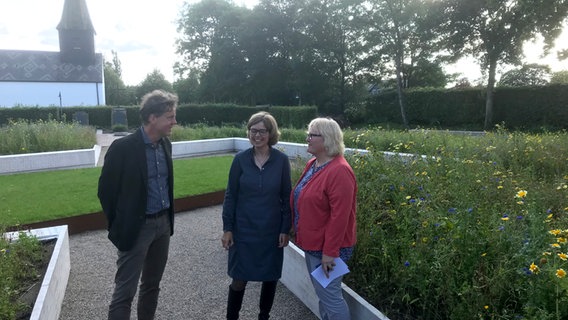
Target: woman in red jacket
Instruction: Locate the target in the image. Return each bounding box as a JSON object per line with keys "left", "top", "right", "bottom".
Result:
{"left": 291, "top": 117, "right": 357, "bottom": 320}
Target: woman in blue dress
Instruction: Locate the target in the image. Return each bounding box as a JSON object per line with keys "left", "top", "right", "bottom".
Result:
{"left": 221, "top": 111, "right": 292, "bottom": 320}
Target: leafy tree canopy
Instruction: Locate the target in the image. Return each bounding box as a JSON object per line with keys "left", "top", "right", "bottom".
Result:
{"left": 498, "top": 64, "right": 551, "bottom": 87}
{"left": 136, "top": 70, "right": 174, "bottom": 100}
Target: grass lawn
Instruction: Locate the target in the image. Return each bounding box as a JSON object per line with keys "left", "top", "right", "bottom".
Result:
{"left": 0, "top": 156, "right": 233, "bottom": 226}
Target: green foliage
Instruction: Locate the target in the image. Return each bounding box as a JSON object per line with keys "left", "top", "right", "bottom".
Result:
{"left": 0, "top": 119, "right": 96, "bottom": 155}
{"left": 551, "top": 70, "right": 568, "bottom": 84}
{"left": 4, "top": 122, "right": 568, "bottom": 318}
{"left": 438, "top": 0, "right": 568, "bottom": 128}
{"left": 175, "top": 104, "right": 317, "bottom": 128}
{"left": 498, "top": 64, "right": 551, "bottom": 87}
{"left": 136, "top": 69, "right": 173, "bottom": 99}
{"left": 405, "top": 59, "right": 448, "bottom": 88}
{"left": 344, "top": 127, "right": 568, "bottom": 319}
{"left": 0, "top": 231, "right": 43, "bottom": 319}
{"left": 361, "top": 84, "right": 568, "bottom": 130}
{"left": 173, "top": 74, "right": 200, "bottom": 104}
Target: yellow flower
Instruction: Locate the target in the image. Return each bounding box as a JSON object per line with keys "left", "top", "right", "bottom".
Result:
{"left": 550, "top": 229, "right": 562, "bottom": 236}
{"left": 406, "top": 195, "right": 411, "bottom": 200}
{"left": 558, "top": 253, "right": 568, "bottom": 261}
{"left": 501, "top": 216, "right": 509, "bottom": 221}
{"left": 529, "top": 262, "right": 540, "bottom": 274}
{"left": 556, "top": 269, "right": 566, "bottom": 278}
{"left": 543, "top": 252, "right": 552, "bottom": 256}
{"left": 497, "top": 185, "right": 504, "bottom": 189}
{"left": 516, "top": 190, "right": 527, "bottom": 198}
{"left": 551, "top": 243, "right": 561, "bottom": 248}
{"left": 481, "top": 253, "right": 487, "bottom": 257}
{"left": 559, "top": 237, "right": 567, "bottom": 244}
{"left": 484, "top": 305, "right": 489, "bottom": 310}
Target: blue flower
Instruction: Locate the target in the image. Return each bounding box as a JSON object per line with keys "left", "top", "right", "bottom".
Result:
{"left": 448, "top": 207, "right": 457, "bottom": 213}
{"left": 404, "top": 261, "right": 410, "bottom": 267}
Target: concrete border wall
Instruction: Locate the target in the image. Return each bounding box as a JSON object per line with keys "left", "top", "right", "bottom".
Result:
{"left": 281, "top": 242, "right": 389, "bottom": 320}
{"left": 1, "top": 138, "right": 369, "bottom": 175}
{"left": 5, "top": 225, "right": 70, "bottom": 320}
{"left": 0, "top": 149, "right": 97, "bottom": 174}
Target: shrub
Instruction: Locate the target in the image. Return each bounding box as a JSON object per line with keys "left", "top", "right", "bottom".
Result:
{"left": 0, "top": 230, "right": 43, "bottom": 319}
{"left": 0, "top": 119, "right": 96, "bottom": 155}
{"left": 344, "top": 128, "right": 568, "bottom": 319}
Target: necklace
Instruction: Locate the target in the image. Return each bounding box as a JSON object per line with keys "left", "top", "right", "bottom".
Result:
{"left": 254, "top": 150, "right": 270, "bottom": 168}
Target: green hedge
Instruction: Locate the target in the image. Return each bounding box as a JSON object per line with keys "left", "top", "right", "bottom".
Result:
{"left": 0, "top": 104, "right": 317, "bottom": 130}
{"left": 363, "top": 84, "right": 568, "bottom": 130}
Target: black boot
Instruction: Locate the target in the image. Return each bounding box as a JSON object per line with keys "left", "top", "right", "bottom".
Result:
{"left": 258, "top": 281, "right": 277, "bottom": 320}
{"left": 227, "top": 285, "right": 245, "bottom": 320}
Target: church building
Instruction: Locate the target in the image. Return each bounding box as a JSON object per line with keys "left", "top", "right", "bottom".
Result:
{"left": 0, "top": 0, "right": 105, "bottom": 107}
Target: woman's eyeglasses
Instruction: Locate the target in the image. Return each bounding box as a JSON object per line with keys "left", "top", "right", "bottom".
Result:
{"left": 307, "top": 133, "right": 322, "bottom": 140}
{"left": 250, "top": 129, "right": 268, "bottom": 136}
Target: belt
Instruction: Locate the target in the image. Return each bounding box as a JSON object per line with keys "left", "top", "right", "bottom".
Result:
{"left": 146, "top": 208, "right": 169, "bottom": 219}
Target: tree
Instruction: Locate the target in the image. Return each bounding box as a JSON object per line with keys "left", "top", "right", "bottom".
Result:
{"left": 438, "top": 0, "right": 568, "bottom": 129}
{"left": 173, "top": 73, "right": 200, "bottom": 103}
{"left": 551, "top": 70, "right": 568, "bottom": 84}
{"left": 293, "top": 0, "right": 368, "bottom": 115}
{"left": 136, "top": 70, "right": 173, "bottom": 100}
{"left": 361, "top": 0, "right": 442, "bottom": 128}
{"left": 175, "top": 0, "right": 243, "bottom": 77}
{"left": 498, "top": 64, "right": 551, "bottom": 87}
{"left": 104, "top": 51, "right": 135, "bottom": 106}
{"left": 403, "top": 59, "right": 448, "bottom": 88}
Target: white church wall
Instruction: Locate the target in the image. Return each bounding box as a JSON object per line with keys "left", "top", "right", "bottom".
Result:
{"left": 0, "top": 81, "right": 105, "bottom": 107}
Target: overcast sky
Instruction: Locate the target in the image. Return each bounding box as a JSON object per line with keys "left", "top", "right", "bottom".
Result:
{"left": 0, "top": 0, "right": 566, "bottom": 86}
{"left": 0, "top": 0, "right": 256, "bottom": 86}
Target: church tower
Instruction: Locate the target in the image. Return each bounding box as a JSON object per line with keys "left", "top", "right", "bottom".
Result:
{"left": 57, "top": 0, "right": 96, "bottom": 65}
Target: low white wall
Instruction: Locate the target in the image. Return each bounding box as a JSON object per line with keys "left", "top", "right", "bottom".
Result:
{"left": 0, "top": 149, "right": 97, "bottom": 174}
{"left": 5, "top": 225, "right": 70, "bottom": 320}
{"left": 281, "top": 242, "right": 389, "bottom": 320}
{"left": 0, "top": 137, "right": 371, "bottom": 175}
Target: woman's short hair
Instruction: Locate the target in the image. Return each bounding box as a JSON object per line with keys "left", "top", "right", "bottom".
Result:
{"left": 247, "top": 111, "right": 280, "bottom": 146}
{"left": 308, "top": 117, "right": 345, "bottom": 157}
{"left": 139, "top": 90, "right": 178, "bottom": 124}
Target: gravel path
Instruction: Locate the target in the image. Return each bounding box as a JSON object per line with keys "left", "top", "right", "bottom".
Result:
{"left": 59, "top": 205, "right": 318, "bottom": 320}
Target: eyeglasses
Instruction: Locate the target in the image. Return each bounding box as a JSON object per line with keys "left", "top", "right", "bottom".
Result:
{"left": 250, "top": 128, "right": 268, "bottom": 136}
{"left": 307, "top": 133, "right": 322, "bottom": 140}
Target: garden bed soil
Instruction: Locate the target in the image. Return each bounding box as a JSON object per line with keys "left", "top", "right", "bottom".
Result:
{"left": 16, "top": 239, "right": 56, "bottom": 320}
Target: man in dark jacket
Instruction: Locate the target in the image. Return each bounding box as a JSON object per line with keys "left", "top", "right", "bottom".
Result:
{"left": 98, "top": 90, "right": 178, "bottom": 320}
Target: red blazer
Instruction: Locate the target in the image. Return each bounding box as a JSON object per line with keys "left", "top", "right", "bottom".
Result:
{"left": 291, "top": 156, "right": 357, "bottom": 257}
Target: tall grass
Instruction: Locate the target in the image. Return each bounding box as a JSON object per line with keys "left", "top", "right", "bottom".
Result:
{"left": 0, "top": 119, "right": 96, "bottom": 155}
{"left": 345, "top": 127, "right": 568, "bottom": 319}
{"left": 0, "top": 230, "right": 44, "bottom": 319}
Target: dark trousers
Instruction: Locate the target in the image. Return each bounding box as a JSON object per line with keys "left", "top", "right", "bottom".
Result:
{"left": 108, "top": 214, "right": 171, "bottom": 320}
